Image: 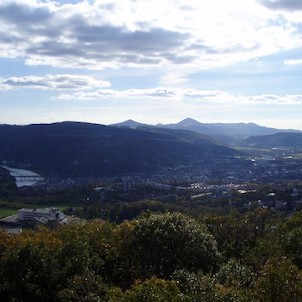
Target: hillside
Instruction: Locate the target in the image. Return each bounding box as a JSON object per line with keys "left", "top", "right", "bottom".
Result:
{"left": 0, "top": 122, "right": 239, "bottom": 177}
{"left": 241, "top": 132, "right": 302, "bottom": 150}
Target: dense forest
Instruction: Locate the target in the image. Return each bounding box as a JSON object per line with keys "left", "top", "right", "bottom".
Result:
{"left": 1, "top": 210, "right": 302, "bottom": 301}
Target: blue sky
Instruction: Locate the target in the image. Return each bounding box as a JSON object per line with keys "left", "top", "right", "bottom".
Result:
{"left": 0, "top": 0, "right": 302, "bottom": 129}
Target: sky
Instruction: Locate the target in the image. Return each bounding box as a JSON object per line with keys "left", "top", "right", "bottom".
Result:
{"left": 0, "top": 0, "right": 302, "bottom": 129}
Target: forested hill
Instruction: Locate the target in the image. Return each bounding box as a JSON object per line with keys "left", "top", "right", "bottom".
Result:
{"left": 0, "top": 122, "right": 239, "bottom": 177}
{"left": 241, "top": 132, "right": 302, "bottom": 150}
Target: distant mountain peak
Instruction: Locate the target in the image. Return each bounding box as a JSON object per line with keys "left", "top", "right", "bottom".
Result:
{"left": 177, "top": 118, "right": 201, "bottom": 126}
{"left": 122, "top": 119, "right": 139, "bottom": 125}
{"left": 111, "top": 119, "right": 147, "bottom": 128}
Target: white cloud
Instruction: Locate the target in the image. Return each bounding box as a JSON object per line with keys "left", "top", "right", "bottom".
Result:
{"left": 284, "top": 59, "right": 302, "bottom": 65}
{"left": 245, "top": 94, "right": 302, "bottom": 104}
{"left": 56, "top": 88, "right": 230, "bottom": 101}
{"left": 0, "top": 74, "right": 110, "bottom": 90}
{"left": 55, "top": 87, "right": 302, "bottom": 105}
{"left": 0, "top": 0, "right": 301, "bottom": 70}
{"left": 159, "top": 72, "right": 190, "bottom": 87}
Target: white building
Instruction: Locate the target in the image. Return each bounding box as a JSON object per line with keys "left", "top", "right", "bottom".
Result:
{"left": 18, "top": 207, "right": 65, "bottom": 222}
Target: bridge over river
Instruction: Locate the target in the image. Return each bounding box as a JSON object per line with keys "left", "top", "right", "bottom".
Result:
{"left": 2, "top": 166, "right": 44, "bottom": 187}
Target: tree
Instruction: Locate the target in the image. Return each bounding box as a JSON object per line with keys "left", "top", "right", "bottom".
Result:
{"left": 0, "top": 243, "right": 60, "bottom": 302}
{"left": 279, "top": 211, "right": 302, "bottom": 268}
{"left": 254, "top": 257, "right": 302, "bottom": 301}
{"left": 57, "top": 271, "right": 107, "bottom": 302}
{"left": 201, "top": 209, "right": 278, "bottom": 260}
{"left": 107, "top": 278, "right": 185, "bottom": 302}
{"left": 173, "top": 269, "right": 250, "bottom": 302}
{"left": 242, "top": 232, "right": 283, "bottom": 271}
{"left": 214, "top": 259, "right": 254, "bottom": 289}
{"left": 0, "top": 221, "right": 115, "bottom": 301}
{"left": 124, "top": 212, "right": 221, "bottom": 280}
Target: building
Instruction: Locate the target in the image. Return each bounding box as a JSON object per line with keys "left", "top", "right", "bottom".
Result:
{"left": 18, "top": 207, "right": 65, "bottom": 222}
{"left": 17, "top": 208, "right": 66, "bottom": 229}
{"left": 1, "top": 207, "right": 82, "bottom": 233}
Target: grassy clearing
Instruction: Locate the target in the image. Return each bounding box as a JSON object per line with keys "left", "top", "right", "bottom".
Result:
{"left": 0, "top": 200, "right": 70, "bottom": 218}
{"left": 0, "top": 208, "right": 18, "bottom": 218}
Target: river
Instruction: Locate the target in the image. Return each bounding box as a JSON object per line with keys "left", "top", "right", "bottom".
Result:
{"left": 2, "top": 166, "right": 45, "bottom": 187}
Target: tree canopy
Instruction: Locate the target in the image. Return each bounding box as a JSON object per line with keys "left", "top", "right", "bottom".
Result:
{"left": 0, "top": 210, "right": 302, "bottom": 301}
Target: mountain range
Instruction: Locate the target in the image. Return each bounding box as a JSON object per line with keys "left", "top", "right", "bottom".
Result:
{"left": 113, "top": 118, "right": 301, "bottom": 144}
{"left": 1, "top": 119, "right": 301, "bottom": 178}
{"left": 0, "top": 122, "right": 239, "bottom": 177}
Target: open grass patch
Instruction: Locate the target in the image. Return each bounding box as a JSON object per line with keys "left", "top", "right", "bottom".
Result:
{"left": 0, "top": 208, "right": 18, "bottom": 218}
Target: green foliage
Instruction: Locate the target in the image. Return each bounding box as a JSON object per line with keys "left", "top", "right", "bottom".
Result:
{"left": 281, "top": 227, "right": 302, "bottom": 268}
{"left": 254, "top": 257, "right": 302, "bottom": 301}
{"left": 107, "top": 278, "right": 185, "bottom": 302}
{"left": 0, "top": 167, "right": 17, "bottom": 198}
{"left": 214, "top": 259, "right": 254, "bottom": 289}
{"left": 242, "top": 232, "right": 284, "bottom": 271}
{"left": 81, "top": 200, "right": 169, "bottom": 222}
{"left": 173, "top": 270, "right": 250, "bottom": 302}
{"left": 172, "top": 270, "right": 216, "bottom": 301}
{"left": 56, "top": 221, "right": 118, "bottom": 279}
{"left": 201, "top": 209, "right": 278, "bottom": 259}
{"left": 0, "top": 243, "right": 60, "bottom": 302}
{"left": 125, "top": 212, "right": 221, "bottom": 279}
{"left": 1, "top": 210, "right": 302, "bottom": 301}
{"left": 278, "top": 210, "right": 302, "bottom": 268}
{"left": 0, "top": 221, "right": 115, "bottom": 301}
{"left": 57, "top": 271, "right": 107, "bottom": 302}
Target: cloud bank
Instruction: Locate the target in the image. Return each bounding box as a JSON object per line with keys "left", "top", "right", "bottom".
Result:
{"left": 56, "top": 87, "right": 302, "bottom": 105}
{"left": 0, "top": 74, "right": 110, "bottom": 90}
{"left": 0, "top": 0, "right": 301, "bottom": 70}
